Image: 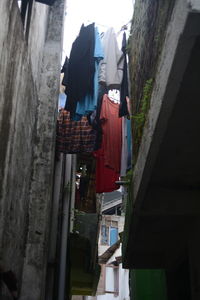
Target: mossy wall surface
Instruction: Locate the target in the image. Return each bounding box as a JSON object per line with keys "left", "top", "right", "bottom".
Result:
{"left": 123, "top": 2, "right": 177, "bottom": 297}
{"left": 128, "top": 0, "right": 175, "bottom": 158}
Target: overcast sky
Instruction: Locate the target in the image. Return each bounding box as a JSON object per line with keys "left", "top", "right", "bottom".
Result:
{"left": 62, "top": 0, "right": 134, "bottom": 58}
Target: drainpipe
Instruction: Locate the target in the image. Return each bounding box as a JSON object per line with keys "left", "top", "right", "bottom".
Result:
{"left": 45, "top": 153, "right": 64, "bottom": 300}
{"left": 58, "top": 154, "right": 72, "bottom": 300}
{"left": 70, "top": 154, "right": 77, "bottom": 232}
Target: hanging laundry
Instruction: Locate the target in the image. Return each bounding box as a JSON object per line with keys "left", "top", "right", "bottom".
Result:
{"left": 65, "top": 23, "right": 95, "bottom": 117}
{"left": 94, "top": 147, "right": 120, "bottom": 193}
{"left": 58, "top": 74, "right": 67, "bottom": 110}
{"left": 58, "top": 93, "right": 66, "bottom": 110}
{"left": 120, "top": 115, "right": 132, "bottom": 176}
{"left": 56, "top": 109, "right": 96, "bottom": 154}
{"left": 100, "top": 94, "right": 122, "bottom": 173}
{"left": 75, "top": 27, "right": 104, "bottom": 119}
{"left": 90, "top": 84, "right": 108, "bottom": 151}
{"left": 119, "top": 32, "right": 129, "bottom": 117}
{"left": 61, "top": 56, "right": 69, "bottom": 87}
{"left": 75, "top": 157, "right": 97, "bottom": 213}
{"left": 94, "top": 94, "right": 122, "bottom": 193}
{"left": 99, "top": 27, "right": 124, "bottom": 89}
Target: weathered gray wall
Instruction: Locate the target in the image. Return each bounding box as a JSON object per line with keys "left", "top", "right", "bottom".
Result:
{"left": 0, "top": 0, "right": 65, "bottom": 299}
{"left": 128, "top": 0, "right": 175, "bottom": 156}
{"left": 129, "top": 0, "right": 175, "bottom": 110}
{"left": 20, "top": 0, "right": 66, "bottom": 298}
{"left": 0, "top": 0, "right": 47, "bottom": 280}
{"left": 124, "top": 1, "right": 200, "bottom": 291}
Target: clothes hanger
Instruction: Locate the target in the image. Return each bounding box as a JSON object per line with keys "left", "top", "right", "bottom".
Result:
{"left": 116, "top": 20, "right": 131, "bottom": 36}
{"left": 108, "top": 89, "right": 120, "bottom": 103}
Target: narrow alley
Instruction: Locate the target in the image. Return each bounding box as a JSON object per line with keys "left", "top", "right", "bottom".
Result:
{"left": 1, "top": 0, "right": 200, "bottom": 300}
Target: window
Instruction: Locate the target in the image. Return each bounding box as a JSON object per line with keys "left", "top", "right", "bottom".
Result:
{"left": 105, "top": 265, "right": 119, "bottom": 296}
{"left": 97, "top": 264, "right": 119, "bottom": 296}
{"left": 101, "top": 225, "right": 109, "bottom": 245}
{"left": 101, "top": 220, "right": 118, "bottom": 246}
{"left": 110, "top": 227, "right": 118, "bottom": 246}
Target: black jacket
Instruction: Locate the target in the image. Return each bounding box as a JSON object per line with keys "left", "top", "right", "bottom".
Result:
{"left": 65, "top": 23, "right": 95, "bottom": 117}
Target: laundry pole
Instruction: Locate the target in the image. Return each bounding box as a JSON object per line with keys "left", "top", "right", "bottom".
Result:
{"left": 58, "top": 154, "right": 72, "bottom": 300}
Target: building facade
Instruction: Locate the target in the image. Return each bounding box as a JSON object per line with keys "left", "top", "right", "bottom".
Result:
{"left": 88, "top": 214, "right": 129, "bottom": 300}
{"left": 123, "top": 0, "right": 200, "bottom": 299}
{"left": 0, "top": 0, "right": 65, "bottom": 299}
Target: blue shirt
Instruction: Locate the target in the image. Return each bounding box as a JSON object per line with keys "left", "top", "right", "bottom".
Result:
{"left": 75, "top": 27, "right": 104, "bottom": 118}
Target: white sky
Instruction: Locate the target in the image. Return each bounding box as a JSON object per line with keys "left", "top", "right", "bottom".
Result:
{"left": 62, "top": 0, "right": 134, "bottom": 59}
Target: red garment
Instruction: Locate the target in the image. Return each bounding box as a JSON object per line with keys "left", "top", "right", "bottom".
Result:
{"left": 94, "top": 94, "right": 122, "bottom": 193}
{"left": 94, "top": 147, "right": 119, "bottom": 193}
{"left": 100, "top": 94, "right": 122, "bottom": 173}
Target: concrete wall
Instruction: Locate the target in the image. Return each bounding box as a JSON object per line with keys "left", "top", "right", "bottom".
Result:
{"left": 124, "top": 3, "right": 200, "bottom": 299}
{"left": 0, "top": 0, "right": 65, "bottom": 299}
{"left": 129, "top": 0, "right": 175, "bottom": 110}
{"left": 128, "top": 0, "right": 175, "bottom": 155}
{"left": 0, "top": 0, "right": 47, "bottom": 279}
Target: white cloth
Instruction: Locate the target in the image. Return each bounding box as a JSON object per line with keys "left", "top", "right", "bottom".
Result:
{"left": 99, "top": 27, "right": 124, "bottom": 89}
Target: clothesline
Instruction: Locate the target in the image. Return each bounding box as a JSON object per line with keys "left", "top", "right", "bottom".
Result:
{"left": 85, "top": 19, "right": 132, "bottom": 35}
{"left": 86, "top": 20, "right": 109, "bottom": 29}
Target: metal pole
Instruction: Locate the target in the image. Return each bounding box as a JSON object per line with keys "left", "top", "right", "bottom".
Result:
{"left": 58, "top": 154, "right": 72, "bottom": 300}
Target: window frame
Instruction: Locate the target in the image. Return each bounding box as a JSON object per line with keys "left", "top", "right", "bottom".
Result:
{"left": 101, "top": 224, "right": 109, "bottom": 246}
{"left": 105, "top": 265, "right": 119, "bottom": 296}
{"left": 100, "top": 221, "right": 119, "bottom": 246}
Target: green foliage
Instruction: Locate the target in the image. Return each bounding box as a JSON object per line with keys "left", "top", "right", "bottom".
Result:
{"left": 125, "top": 169, "right": 133, "bottom": 182}
{"left": 132, "top": 78, "right": 153, "bottom": 147}
{"left": 126, "top": 37, "right": 132, "bottom": 54}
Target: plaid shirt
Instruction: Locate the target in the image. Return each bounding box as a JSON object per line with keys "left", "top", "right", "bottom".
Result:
{"left": 56, "top": 109, "right": 97, "bottom": 153}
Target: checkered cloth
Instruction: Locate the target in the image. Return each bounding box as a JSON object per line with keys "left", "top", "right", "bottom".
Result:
{"left": 56, "top": 109, "right": 97, "bottom": 153}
